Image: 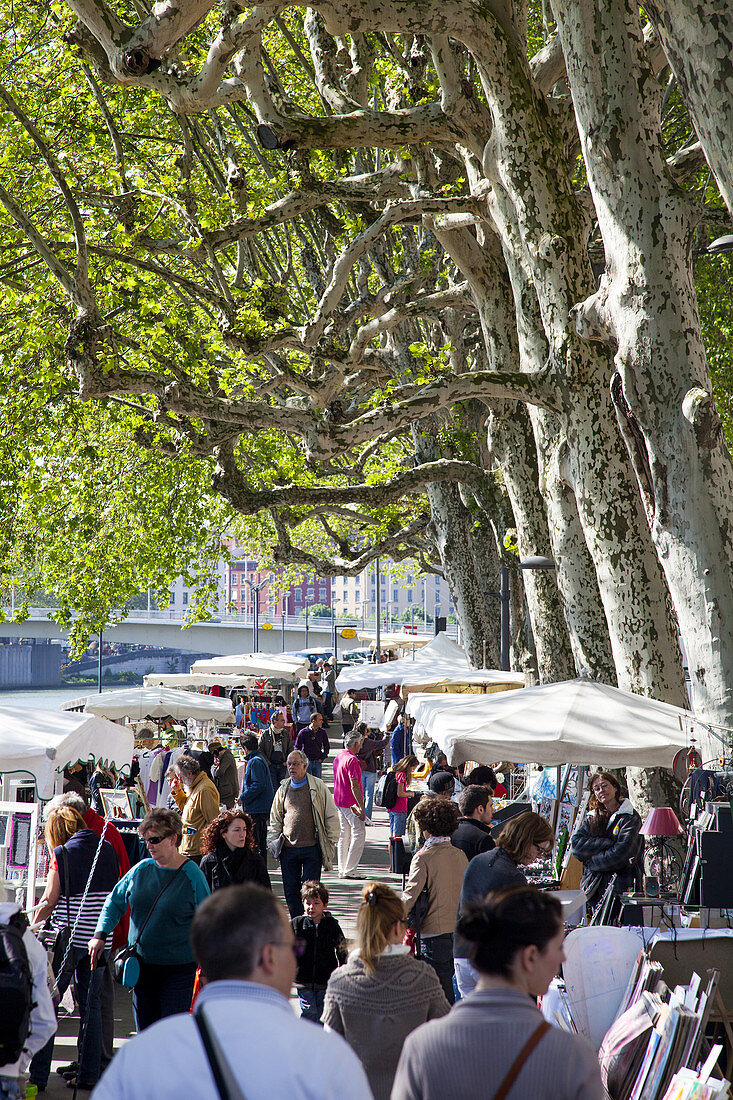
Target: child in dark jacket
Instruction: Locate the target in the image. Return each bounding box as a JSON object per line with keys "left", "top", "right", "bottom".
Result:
{"left": 291, "top": 881, "right": 348, "bottom": 1023}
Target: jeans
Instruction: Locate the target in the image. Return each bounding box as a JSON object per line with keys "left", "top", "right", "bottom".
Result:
{"left": 270, "top": 762, "right": 287, "bottom": 790}
{"left": 389, "top": 810, "right": 408, "bottom": 836}
{"left": 454, "top": 956, "right": 479, "bottom": 999}
{"left": 420, "top": 933, "right": 456, "bottom": 1005}
{"left": 30, "top": 947, "right": 105, "bottom": 1087}
{"left": 336, "top": 806, "right": 366, "bottom": 876}
{"left": 0, "top": 1079, "right": 21, "bottom": 1099}
{"left": 280, "top": 843, "right": 322, "bottom": 917}
{"left": 132, "top": 960, "right": 197, "bottom": 1032}
{"left": 297, "top": 987, "right": 326, "bottom": 1024}
{"left": 306, "top": 760, "right": 322, "bottom": 779}
{"left": 362, "top": 771, "right": 376, "bottom": 820}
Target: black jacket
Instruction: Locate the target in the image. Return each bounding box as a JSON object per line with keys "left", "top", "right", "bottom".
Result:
{"left": 451, "top": 817, "right": 495, "bottom": 863}
{"left": 199, "top": 841, "right": 271, "bottom": 893}
{"left": 570, "top": 799, "right": 643, "bottom": 903}
{"left": 454, "top": 846, "right": 526, "bottom": 960}
{"left": 291, "top": 912, "right": 347, "bottom": 990}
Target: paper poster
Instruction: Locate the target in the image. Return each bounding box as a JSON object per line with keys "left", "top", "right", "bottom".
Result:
{"left": 359, "top": 701, "right": 385, "bottom": 729}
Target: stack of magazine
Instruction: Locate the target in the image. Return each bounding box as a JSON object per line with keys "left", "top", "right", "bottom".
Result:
{"left": 596, "top": 955, "right": 730, "bottom": 1100}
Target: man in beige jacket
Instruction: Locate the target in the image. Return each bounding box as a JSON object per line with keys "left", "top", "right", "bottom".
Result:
{"left": 268, "top": 750, "right": 340, "bottom": 917}
{"left": 171, "top": 754, "right": 221, "bottom": 862}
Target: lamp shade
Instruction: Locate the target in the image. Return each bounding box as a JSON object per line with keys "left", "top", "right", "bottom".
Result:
{"left": 639, "top": 807, "right": 684, "bottom": 837}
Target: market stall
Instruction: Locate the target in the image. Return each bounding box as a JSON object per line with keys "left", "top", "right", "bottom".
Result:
{"left": 191, "top": 652, "right": 308, "bottom": 680}
{"left": 142, "top": 672, "right": 254, "bottom": 689}
{"left": 81, "top": 686, "right": 234, "bottom": 723}
{"left": 336, "top": 632, "right": 525, "bottom": 694}
{"left": 405, "top": 677, "right": 695, "bottom": 768}
{"left": 0, "top": 706, "right": 133, "bottom": 908}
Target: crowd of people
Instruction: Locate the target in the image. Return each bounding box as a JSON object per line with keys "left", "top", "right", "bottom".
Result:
{"left": 3, "top": 684, "right": 648, "bottom": 1100}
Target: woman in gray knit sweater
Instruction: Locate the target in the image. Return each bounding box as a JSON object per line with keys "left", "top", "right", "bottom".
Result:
{"left": 321, "top": 882, "right": 450, "bottom": 1100}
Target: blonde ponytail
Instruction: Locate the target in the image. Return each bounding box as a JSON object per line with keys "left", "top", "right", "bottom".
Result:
{"left": 356, "top": 882, "right": 405, "bottom": 975}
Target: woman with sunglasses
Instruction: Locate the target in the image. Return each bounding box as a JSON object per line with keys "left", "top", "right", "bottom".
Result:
{"left": 322, "top": 882, "right": 449, "bottom": 1100}
{"left": 89, "top": 809, "right": 210, "bottom": 1031}
{"left": 453, "top": 811, "right": 555, "bottom": 999}
{"left": 570, "top": 771, "right": 643, "bottom": 907}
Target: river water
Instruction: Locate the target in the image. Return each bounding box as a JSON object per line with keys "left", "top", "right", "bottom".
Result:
{"left": 0, "top": 686, "right": 98, "bottom": 710}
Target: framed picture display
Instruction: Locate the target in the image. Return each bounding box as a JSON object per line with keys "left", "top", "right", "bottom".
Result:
{"left": 99, "top": 788, "right": 134, "bottom": 819}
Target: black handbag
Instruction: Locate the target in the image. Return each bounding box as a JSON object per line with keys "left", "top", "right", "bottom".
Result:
{"left": 112, "top": 862, "right": 187, "bottom": 986}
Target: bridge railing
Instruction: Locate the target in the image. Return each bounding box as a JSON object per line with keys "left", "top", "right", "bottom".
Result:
{"left": 2, "top": 607, "right": 452, "bottom": 638}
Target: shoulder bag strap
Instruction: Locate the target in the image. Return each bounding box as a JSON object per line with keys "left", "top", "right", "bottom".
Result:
{"left": 493, "top": 1020, "right": 551, "bottom": 1100}
{"left": 131, "top": 860, "right": 187, "bottom": 948}
{"left": 61, "top": 845, "right": 72, "bottom": 929}
{"left": 193, "top": 1003, "right": 249, "bottom": 1100}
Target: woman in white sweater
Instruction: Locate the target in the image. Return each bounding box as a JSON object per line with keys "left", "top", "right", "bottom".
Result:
{"left": 322, "top": 882, "right": 449, "bottom": 1100}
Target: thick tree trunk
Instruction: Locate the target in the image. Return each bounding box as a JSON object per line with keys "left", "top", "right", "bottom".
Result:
{"left": 431, "top": 220, "right": 587, "bottom": 683}
{"left": 412, "top": 420, "right": 501, "bottom": 668}
{"left": 487, "top": 404, "right": 576, "bottom": 683}
{"left": 554, "top": 0, "right": 733, "bottom": 754}
{"left": 642, "top": 0, "right": 733, "bottom": 218}
{"left": 471, "top": 17, "right": 686, "bottom": 707}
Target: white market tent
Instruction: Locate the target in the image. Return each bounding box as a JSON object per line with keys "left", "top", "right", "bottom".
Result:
{"left": 335, "top": 632, "right": 525, "bottom": 694}
{"left": 191, "top": 653, "right": 309, "bottom": 681}
{"left": 82, "top": 686, "right": 234, "bottom": 722}
{"left": 405, "top": 678, "right": 696, "bottom": 768}
{"left": 0, "top": 707, "right": 134, "bottom": 799}
{"left": 143, "top": 672, "right": 254, "bottom": 690}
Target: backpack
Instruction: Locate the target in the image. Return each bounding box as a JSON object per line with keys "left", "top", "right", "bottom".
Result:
{"left": 0, "top": 909, "right": 32, "bottom": 1065}
{"left": 375, "top": 770, "right": 399, "bottom": 811}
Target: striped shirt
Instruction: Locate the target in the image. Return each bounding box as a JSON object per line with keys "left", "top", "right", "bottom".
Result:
{"left": 52, "top": 830, "right": 119, "bottom": 949}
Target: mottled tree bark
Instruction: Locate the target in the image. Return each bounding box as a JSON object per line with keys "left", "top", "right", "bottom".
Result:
{"left": 554, "top": 0, "right": 733, "bottom": 756}
{"left": 642, "top": 0, "right": 733, "bottom": 218}
{"left": 412, "top": 419, "right": 501, "bottom": 668}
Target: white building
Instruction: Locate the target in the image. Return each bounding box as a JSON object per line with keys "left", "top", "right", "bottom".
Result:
{"left": 333, "top": 562, "right": 454, "bottom": 625}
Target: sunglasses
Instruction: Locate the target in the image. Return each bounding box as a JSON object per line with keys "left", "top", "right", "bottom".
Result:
{"left": 144, "top": 835, "right": 170, "bottom": 846}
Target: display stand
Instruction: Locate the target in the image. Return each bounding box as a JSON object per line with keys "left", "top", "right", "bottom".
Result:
{"left": 0, "top": 798, "right": 39, "bottom": 911}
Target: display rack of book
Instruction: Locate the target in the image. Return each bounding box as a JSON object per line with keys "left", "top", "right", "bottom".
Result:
{"left": 595, "top": 956, "right": 732, "bottom": 1100}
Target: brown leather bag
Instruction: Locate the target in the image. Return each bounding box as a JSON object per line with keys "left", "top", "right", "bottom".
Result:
{"left": 493, "top": 1020, "right": 551, "bottom": 1100}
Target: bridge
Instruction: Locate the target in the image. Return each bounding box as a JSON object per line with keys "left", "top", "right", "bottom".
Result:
{"left": 0, "top": 608, "right": 437, "bottom": 656}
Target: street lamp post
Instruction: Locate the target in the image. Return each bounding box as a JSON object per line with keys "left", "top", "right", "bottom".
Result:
{"left": 490, "top": 556, "right": 556, "bottom": 671}
{"left": 331, "top": 596, "right": 340, "bottom": 665}
{"left": 244, "top": 575, "right": 270, "bottom": 652}
{"left": 375, "top": 557, "right": 381, "bottom": 661}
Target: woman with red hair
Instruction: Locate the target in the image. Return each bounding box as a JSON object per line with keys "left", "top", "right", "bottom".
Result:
{"left": 199, "top": 810, "right": 271, "bottom": 892}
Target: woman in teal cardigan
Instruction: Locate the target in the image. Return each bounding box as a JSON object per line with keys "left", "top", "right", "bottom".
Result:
{"left": 89, "top": 809, "right": 209, "bottom": 1031}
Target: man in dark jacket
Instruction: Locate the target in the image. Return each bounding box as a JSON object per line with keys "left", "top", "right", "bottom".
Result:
{"left": 451, "top": 785, "right": 495, "bottom": 862}
{"left": 294, "top": 713, "right": 330, "bottom": 779}
{"left": 240, "top": 733, "right": 275, "bottom": 860}
{"left": 259, "top": 711, "right": 295, "bottom": 789}
{"left": 210, "top": 742, "right": 239, "bottom": 809}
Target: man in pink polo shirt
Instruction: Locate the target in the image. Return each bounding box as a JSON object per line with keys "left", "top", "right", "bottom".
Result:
{"left": 332, "top": 730, "right": 366, "bottom": 879}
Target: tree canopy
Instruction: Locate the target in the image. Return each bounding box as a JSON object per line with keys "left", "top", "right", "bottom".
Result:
{"left": 1, "top": 0, "right": 733, "bottom": 771}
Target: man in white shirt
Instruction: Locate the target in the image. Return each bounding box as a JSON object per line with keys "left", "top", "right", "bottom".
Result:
{"left": 91, "top": 885, "right": 373, "bottom": 1100}
{"left": 0, "top": 903, "right": 56, "bottom": 1099}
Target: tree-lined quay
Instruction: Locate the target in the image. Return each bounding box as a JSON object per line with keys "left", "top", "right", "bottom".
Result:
{"left": 2, "top": 1, "right": 733, "bottom": 814}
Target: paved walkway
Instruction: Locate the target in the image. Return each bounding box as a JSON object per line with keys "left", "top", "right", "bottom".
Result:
{"left": 42, "top": 744, "right": 400, "bottom": 1096}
